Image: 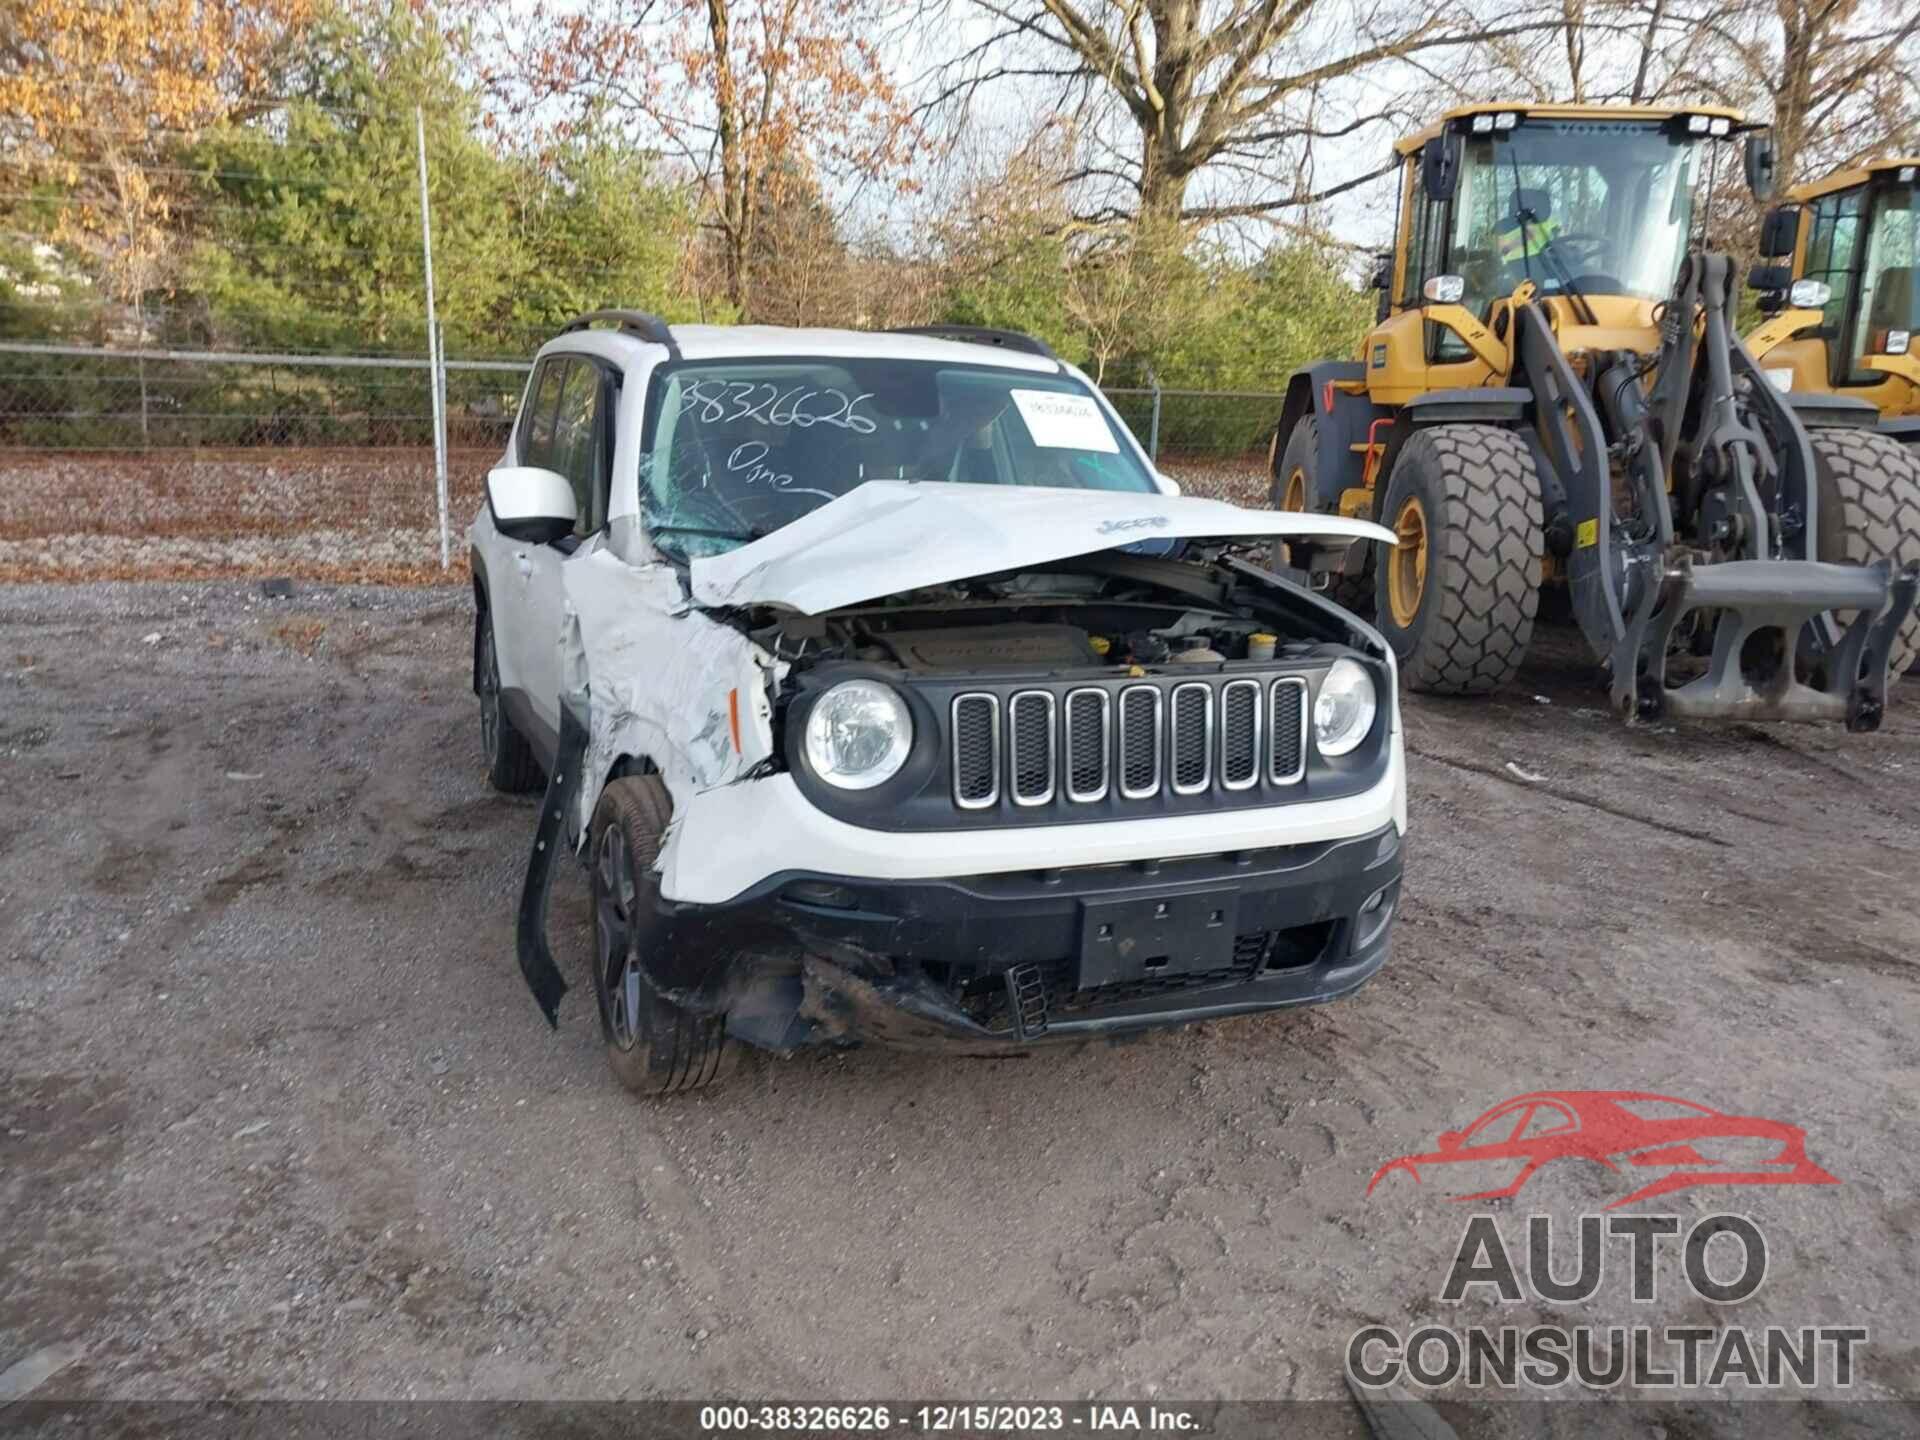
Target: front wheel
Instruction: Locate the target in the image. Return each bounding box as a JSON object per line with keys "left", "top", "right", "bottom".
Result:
{"left": 1375, "top": 426, "right": 1542, "bottom": 695}
{"left": 590, "top": 775, "right": 736, "bottom": 1097}
{"left": 1808, "top": 426, "right": 1920, "bottom": 674}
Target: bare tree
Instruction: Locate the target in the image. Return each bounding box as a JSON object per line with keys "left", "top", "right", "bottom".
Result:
{"left": 1483, "top": 0, "right": 1920, "bottom": 183}
{"left": 482, "top": 0, "right": 918, "bottom": 317}
{"left": 924, "top": 0, "right": 1557, "bottom": 229}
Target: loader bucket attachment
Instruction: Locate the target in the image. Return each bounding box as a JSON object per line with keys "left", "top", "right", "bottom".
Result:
{"left": 1614, "top": 555, "right": 1919, "bottom": 731}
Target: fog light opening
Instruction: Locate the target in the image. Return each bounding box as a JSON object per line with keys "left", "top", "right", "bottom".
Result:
{"left": 1356, "top": 883, "right": 1398, "bottom": 949}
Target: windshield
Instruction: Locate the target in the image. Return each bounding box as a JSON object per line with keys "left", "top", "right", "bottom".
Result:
{"left": 1855, "top": 183, "right": 1919, "bottom": 363}
{"left": 1451, "top": 120, "right": 1699, "bottom": 314}
{"left": 639, "top": 359, "right": 1156, "bottom": 558}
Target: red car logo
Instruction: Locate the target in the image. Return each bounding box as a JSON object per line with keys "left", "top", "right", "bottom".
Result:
{"left": 1368, "top": 1091, "right": 1839, "bottom": 1210}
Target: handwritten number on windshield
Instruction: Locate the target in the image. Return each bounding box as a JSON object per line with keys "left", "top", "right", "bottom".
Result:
{"left": 680, "top": 379, "right": 875, "bottom": 435}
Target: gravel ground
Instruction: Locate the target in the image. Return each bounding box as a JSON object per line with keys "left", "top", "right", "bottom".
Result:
{"left": 2, "top": 581, "right": 1917, "bottom": 1431}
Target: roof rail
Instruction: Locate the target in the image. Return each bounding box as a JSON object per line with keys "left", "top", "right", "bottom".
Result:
{"left": 888, "top": 324, "right": 1057, "bottom": 360}
{"left": 560, "top": 310, "right": 678, "bottom": 353}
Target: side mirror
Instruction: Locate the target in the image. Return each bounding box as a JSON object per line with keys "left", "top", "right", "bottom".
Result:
{"left": 1421, "top": 132, "right": 1462, "bottom": 203}
{"left": 1757, "top": 204, "right": 1800, "bottom": 259}
{"left": 1368, "top": 251, "right": 1393, "bottom": 291}
{"left": 1743, "top": 132, "right": 1779, "bottom": 201}
{"left": 1157, "top": 474, "right": 1182, "bottom": 497}
{"left": 486, "top": 465, "right": 576, "bottom": 544}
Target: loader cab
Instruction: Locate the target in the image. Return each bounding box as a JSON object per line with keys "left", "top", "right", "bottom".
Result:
{"left": 1751, "top": 161, "right": 1920, "bottom": 418}
{"left": 1376, "top": 106, "right": 1740, "bottom": 396}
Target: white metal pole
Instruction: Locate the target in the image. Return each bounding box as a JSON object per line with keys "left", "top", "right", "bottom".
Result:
{"left": 416, "top": 106, "right": 451, "bottom": 570}
{"left": 436, "top": 317, "right": 451, "bottom": 555}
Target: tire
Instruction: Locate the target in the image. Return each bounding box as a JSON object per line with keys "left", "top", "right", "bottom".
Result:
{"left": 477, "top": 612, "right": 544, "bottom": 794}
{"left": 1807, "top": 426, "right": 1920, "bottom": 675}
{"left": 1271, "top": 416, "right": 1375, "bottom": 618}
{"left": 1375, "top": 425, "right": 1542, "bottom": 695}
{"left": 589, "top": 775, "right": 736, "bottom": 1097}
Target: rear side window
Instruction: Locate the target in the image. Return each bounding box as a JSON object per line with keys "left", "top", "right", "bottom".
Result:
{"left": 521, "top": 359, "right": 567, "bottom": 468}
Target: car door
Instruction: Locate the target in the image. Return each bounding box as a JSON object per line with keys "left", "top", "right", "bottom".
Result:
{"left": 518, "top": 356, "right": 616, "bottom": 735}
{"left": 489, "top": 356, "right": 567, "bottom": 704}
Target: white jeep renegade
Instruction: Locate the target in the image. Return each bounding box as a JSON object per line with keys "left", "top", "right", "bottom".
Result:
{"left": 471, "top": 314, "right": 1405, "bottom": 1094}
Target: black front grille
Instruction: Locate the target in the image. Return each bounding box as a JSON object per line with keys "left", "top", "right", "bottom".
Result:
{"left": 1118, "top": 685, "right": 1160, "bottom": 797}
{"left": 1064, "top": 689, "right": 1109, "bottom": 801}
{"left": 1269, "top": 679, "right": 1306, "bottom": 782}
{"left": 952, "top": 694, "right": 998, "bottom": 807}
{"left": 1220, "top": 680, "right": 1260, "bottom": 789}
{"left": 1008, "top": 691, "right": 1054, "bottom": 805}
{"left": 1170, "top": 683, "right": 1210, "bottom": 793}
{"left": 949, "top": 670, "right": 1316, "bottom": 815}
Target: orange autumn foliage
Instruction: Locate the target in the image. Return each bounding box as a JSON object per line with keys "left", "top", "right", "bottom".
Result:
{"left": 0, "top": 0, "right": 312, "bottom": 303}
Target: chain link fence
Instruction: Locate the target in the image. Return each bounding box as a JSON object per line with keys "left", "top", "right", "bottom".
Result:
{"left": 0, "top": 342, "right": 1284, "bottom": 583}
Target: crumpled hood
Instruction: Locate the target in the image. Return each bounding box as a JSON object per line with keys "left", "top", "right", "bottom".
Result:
{"left": 688, "top": 480, "right": 1395, "bottom": 614}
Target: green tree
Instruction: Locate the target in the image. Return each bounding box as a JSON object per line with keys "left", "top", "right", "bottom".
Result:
{"left": 177, "top": 0, "right": 518, "bottom": 354}
{"left": 505, "top": 132, "right": 705, "bottom": 333}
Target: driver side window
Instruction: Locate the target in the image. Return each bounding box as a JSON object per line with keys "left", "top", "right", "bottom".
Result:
{"left": 550, "top": 360, "right": 608, "bottom": 537}
{"left": 520, "top": 359, "right": 566, "bottom": 470}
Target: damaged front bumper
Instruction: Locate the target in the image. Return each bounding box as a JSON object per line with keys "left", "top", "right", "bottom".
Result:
{"left": 515, "top": 692, "right": 1405, "bottom": 1050}
{"left": 645, "top": 824, "right": 1405, "bottom": 1052}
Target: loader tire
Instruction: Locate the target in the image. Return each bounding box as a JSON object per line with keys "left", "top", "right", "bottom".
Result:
{"left": 1271, "top": 416, "right": 1374, "bottom": 617}
{"left": 589, "top": 775, "right": 738, "bottom": 1097}
{"left": 1808, "top": 426, "right": 1920, "bottom": 675}
{"left": 1375, "top": 425, "right": 1542, "bottom": 695}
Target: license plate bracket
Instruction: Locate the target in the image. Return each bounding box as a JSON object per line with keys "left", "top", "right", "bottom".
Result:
{"left": 1077, "top": 889, "right": 1240, "bottom": 990}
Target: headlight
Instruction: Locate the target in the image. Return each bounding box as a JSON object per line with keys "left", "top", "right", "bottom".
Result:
{"left": 1314, "top": 659, "right": 1378, "bottom": 757}
{"left": 803, "top": 680, "right": 912, "bottom": 789}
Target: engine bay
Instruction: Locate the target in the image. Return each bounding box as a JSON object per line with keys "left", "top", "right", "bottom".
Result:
{"left": 749, "top": 552, "right": 1361, "bottom": 679}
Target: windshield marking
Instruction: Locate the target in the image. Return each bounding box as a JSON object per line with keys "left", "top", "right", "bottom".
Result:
{"left": 642, "top": 359, "right": 1157, "bottom": 560}
{"left": 678, "top": 377, "right": 877, "bottom": 435}
{"left": 723, "top": 440, "right": 837, "bottom": 501}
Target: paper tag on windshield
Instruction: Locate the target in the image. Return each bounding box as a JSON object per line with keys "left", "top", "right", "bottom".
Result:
{"left": 1011, "top": 389, "right": 1119, "bottom": 453}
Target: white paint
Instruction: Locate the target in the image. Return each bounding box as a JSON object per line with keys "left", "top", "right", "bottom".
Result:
{"left": 660, "top": 730, "right": 1404, "bottom": 906}
{"left": 560, "top": 547, "right": 782, "bottom": 844}
{"left": 484, "top": 466, "right": 576, "bottom": 530}
{"left": 1011, "top": 388, "right": 1120, "bottom": 452}
{"left": 690, "top": 479, "right": 1396, "bottom": 614}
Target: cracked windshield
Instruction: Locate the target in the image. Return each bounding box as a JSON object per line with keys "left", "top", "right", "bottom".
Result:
{"left": 639, "top": 360, "right": 1157, "bottom": 557}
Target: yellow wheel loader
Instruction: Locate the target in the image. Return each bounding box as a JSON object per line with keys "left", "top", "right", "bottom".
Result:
{"left": 1270, "top": 104, "right": 1920, "bottom": 727}
{"left": 1746, "top": 158, "right": 1920, "bottom": 437}
{"left": 1743, "top": 162, "right": 1920, "bottom": 674}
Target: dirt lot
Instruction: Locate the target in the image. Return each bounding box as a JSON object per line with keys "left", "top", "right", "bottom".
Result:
{"left": 2, "top": 581, "right": 1917, "bottom": 1427}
